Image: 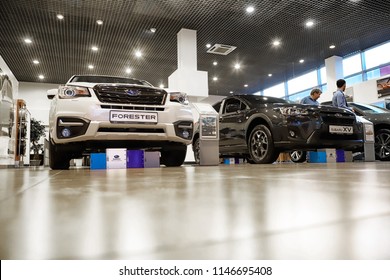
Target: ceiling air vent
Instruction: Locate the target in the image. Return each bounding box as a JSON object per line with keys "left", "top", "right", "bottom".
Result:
{"left": 207, "top": 44, "right": 237, "bottom": 55}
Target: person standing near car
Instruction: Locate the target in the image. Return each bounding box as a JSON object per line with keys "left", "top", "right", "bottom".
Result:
{"left": 332, "top": 79, "right": 349, "bottom": 109}
{"left": 300, "top": 88, "right": 322, "bottom": 105}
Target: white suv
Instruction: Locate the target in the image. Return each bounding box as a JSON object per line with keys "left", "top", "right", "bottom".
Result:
{"left": 47, "top": 75, "right": 194, "bottom": 169}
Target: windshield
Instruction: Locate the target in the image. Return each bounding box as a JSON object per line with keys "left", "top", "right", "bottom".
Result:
{"left": 69, "top": 75, "right": 153, "bottom": 86}
{"left": 352, "top": 103, "right": 390, "bottom": 114}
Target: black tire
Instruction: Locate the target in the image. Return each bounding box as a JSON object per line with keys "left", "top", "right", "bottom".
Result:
{"left": 289, "top": 150, "right": 307, "bottom": 163}
{"left": 193, "top": 137, "right": 200, "bottom": 164}
{"left": 375, "top": 129, "right": 390, "bottom": 161}
{"left": 248, "top": 125, "right": 278, "bottom": 164}
{"left": 49, "top": 137, "right": 71, "bottom": 170}
{"left": 161, "top": 145, "right": 187, "bottom": 167}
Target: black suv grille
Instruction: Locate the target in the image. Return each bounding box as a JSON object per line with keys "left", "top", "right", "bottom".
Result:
{"left": 320, "top": 112, "right": 355, "bottom": 125}
{"left": 94, "top": 85, "right": 167, "bottom": 105}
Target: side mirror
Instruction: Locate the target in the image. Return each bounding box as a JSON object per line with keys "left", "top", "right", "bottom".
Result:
{"left": 47, "top": 88, "right": 57, "bottom": 99}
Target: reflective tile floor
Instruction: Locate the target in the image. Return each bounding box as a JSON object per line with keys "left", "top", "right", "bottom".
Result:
{"left": 0, "top": 162, "right": 390, "bottom": 260}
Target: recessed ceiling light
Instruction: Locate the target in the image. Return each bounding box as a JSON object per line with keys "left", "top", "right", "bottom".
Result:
{"left": 229, "top": 91, "right": 233, "bottom": 94}
{"left": 234, "top": 63, "right": 241, "bottom": 69}
{"left": 135, "top": 51, "right": 142, "bottom": 58}
{"left": 91, "top": 46, "right": 98, "bottom": 51}
{"left": 206, "top": 43, "right": 211, "bottom": 48}
{"left": 213, "top": 61, "right": 218, "bottom": 66}
{"left": 299, "top": 59, "right": 305, "bottom": 63}
{"left": 38, "top": 75, "right": 44, "bottom": 80}
{"left": 244, "top": 84, "right": 248, "bottom": 87}
{"left": 88, "top": 65, "right": 94, "bottom": 69}
{"left": 268, "top": 74, "right": 272, "bottom": 77}
{"left": 125, "top": 68, "right": 132, "bottom": 74}
{"left": 96, "top": 20, "right": 103, "bottom": 25}
{"left": 33, "top": 60, "right": 39, "bottom": 64}
{"left": 57, "top": 14, "right": 64, "bottom": 20}
{"left": 213, "top": 76, "right": 218, "bottom": 81}
{"left": 305, "top": 20, "right": 314, "bottom": 27}
{"left": 246, "top": 6, "right": 255, "bottom": 13}
{"left": 159, "top": 84, "right": 164, "bottom": 88}
{"left": 329, "top": 44, "right": 336, "bottom": 49}
{"left": 24, "top": 38, "right": 32, "bottom": 44}
{"left": 150, "top": 28, "right": 156, "bottom": 33}
{"left": 273, "top": 40, "right": 281, "bottom": 46}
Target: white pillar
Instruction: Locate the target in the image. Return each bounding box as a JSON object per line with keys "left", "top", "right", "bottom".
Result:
{"left": 324, "top": 56, "right": 343, "bottom": 101}
{"left": 168, "top": 28, "right": 208, "bottom": 99}
{"left": 177, "top": 29, "right": 197, "bottom": 71}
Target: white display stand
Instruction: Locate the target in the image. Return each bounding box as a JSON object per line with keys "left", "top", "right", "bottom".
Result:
{"left": 192, "top": 103, "right": 219, "bottom": 166}
{"left": 356, "top": 116, "right": 375, "bottom": 161}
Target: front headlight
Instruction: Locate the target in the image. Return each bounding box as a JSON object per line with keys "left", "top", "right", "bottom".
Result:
{"left": 58, "top": 86, "right": 91, "bottom": 99}
{"left": 276, "top": 106, "right": 310, "bottom": 116}
{"left": 170, "top": 92, "right": 189, "bottom": 105}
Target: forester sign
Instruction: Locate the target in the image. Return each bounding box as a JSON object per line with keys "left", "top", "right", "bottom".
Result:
{"left": 110, "top": 110, "right": 158, "bottom": 123}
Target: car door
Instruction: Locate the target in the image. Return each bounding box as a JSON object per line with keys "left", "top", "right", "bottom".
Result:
{"left": 218, "top": 97, "right": 248, "bottom": 149}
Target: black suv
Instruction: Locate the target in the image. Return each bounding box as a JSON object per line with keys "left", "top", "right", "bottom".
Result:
{"left": 322, "top": 101, "right": 390, "bottom": 161}
{"left": 192, "top": 95, "right": 364, "bottom": 164}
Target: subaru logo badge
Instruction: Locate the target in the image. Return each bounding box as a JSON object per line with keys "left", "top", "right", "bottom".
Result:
{"left": 335, "top": 113, "right": 342, "bottom": 117}
{"left": 126, "top": 89, "right": 140, "bottom": 96}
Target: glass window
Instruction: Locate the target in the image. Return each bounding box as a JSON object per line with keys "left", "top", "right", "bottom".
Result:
{"left": 288, "top": 89, "right": 311, "bottom": 103}
{"left": 345, "top": 74, "right": 362, "bottom": 86}
{"left": 343, "top": 53, "right": 362, "bottom": 76}
{"left": 263, "top": 82, "right": 285, "bottom": 98}
{"left": 320, "top": 66, "right": 327, "bottom": 84}
{"left": 364, "top": 41, "right": 390, "bottom": 69}
{"left": 322, "top": 84, "right": 328, "bottom": 93}
{"left": 287, "top": 70, "right": 317, "bottom": 94}
{"left": 366, "top": 68, "right": 381, "bottom": 80}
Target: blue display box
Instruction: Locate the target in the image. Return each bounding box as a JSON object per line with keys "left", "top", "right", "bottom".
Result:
{"left": 336, "top": 149, "right": 345, "bottom": 162}
{"left": 127, "top": 150, "right": 144, "bottom": 168}
{"left": 90, "top": 153, "right": 107, "bottom": 169}
{"left": 308, "top": 151, "right": 327, "bottom": 163}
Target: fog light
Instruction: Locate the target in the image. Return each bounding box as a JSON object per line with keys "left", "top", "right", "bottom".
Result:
{"left": 182, "top": 130, "right": 190, "bottom": 139}
{"left": 61, "top": 128, "right": 71, "bottom": 138}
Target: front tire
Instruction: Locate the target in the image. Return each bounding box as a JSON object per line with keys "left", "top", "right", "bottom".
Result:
{"left": 49, "top": 137, "right": 71, "bottom": 170}
{"left": 248, "top": 125, "right": 278, "bottom": 164}
{"left": 375, "top": 129, "right": 390, "bottom": 161}
{"left": 161, "top": 145, "right": 187, "bottom": 167}
{"left": 290, "top": 150, "right": 307, "bottom": 163}
{"left": 192, "top": 137, "right": 200, "bottom": 164}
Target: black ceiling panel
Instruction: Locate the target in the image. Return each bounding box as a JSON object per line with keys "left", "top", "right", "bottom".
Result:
{"left": 1, "top": 0, "right": 389, "bottom": 96}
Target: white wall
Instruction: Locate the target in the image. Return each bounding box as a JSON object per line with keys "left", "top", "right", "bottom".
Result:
{"left": 351, "top": 79, "right": 378, "bottom": 103}
{"left": 18, "top": 82, "right": 59, "bottom": 125}
{"left": 0, "top": 56, "right": 19, "bottom": 99}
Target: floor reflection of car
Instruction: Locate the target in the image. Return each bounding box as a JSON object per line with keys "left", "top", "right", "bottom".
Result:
{"left": 0, "top": 75, "right": 14, "bottom": 136}
{"left": 321, "top": 101, "right": 390, "bottom": 161}
{"left": 192, "top": 95, "right": 364, "bottom": 164}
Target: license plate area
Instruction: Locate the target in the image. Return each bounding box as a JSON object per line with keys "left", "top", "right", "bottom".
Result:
{"left": 329, "top": 125, "right": 353, "bottom": 134}
{"left": 109, "top": 110, "right": 158, "bottom": 123}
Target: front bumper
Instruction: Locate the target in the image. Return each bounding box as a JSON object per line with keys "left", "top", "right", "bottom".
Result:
{"left": 274, "top": 115, "right": 364, "bottom": 151}
{"left": 50, "top": 99, "right": 194, "bottom": 145}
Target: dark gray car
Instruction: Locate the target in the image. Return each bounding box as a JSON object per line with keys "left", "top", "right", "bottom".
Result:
{"left": 322, "top": 101, "right": 390, "bottom": 161}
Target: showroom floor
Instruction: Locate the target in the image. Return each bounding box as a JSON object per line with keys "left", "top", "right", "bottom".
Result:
{"left": 0, "top": 162, "right": 390, "bottom": 260}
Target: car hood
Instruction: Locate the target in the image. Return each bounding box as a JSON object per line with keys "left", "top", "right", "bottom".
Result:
{"left": 361, "top": 111, "right": 390, "bottom": 123}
